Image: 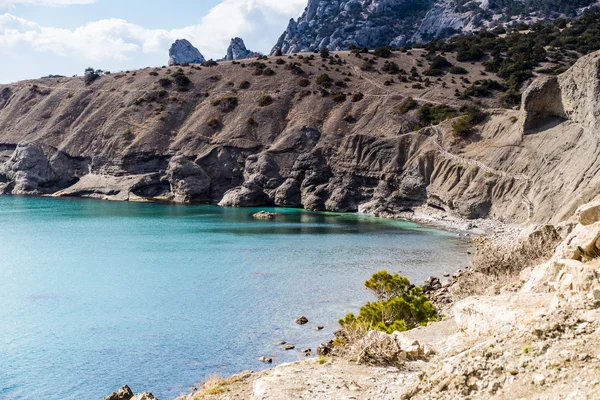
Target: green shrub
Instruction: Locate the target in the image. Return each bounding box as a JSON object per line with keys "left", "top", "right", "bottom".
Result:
{"left": 332, "top": 92, "right": 346, "bottom": 103}
{"left": 316, "top": 73, "right": 332, "bottom": 87}
{"left": 351, "top": 92, "right": 364, "bottom": 102}
{"left": 339, "top": 271, "right": 437, "bottom": 334}
{"left": 392, "top": 97, "right": 417, "bottom": 114}
{"left": 171, "top": 71, "right": 191, "bottom": 91}
{"left": 212, "top": 95, "right": 238, "bottom": 112}
{"left": 320, "top": 47, "right": 330, "bottom": 59}
{"left": 83, "top": 67, "right": 101, "bottom": 84}
{"left": 239, "top": 80, "right": 250, "bottom": 89}
{"left": 424, "top": 68, "right": 444, "bottom": 76}
{"left": 373, "top": 46, "right": 392, "bottom": 58}
{"left": 416, "top": 104, "right": 458, "bottom": 128}
{"left": 257, "top": 93, "right": 273, "bottom": 107}
{"left": 429, "top": 55, "right": 452, "bottom": 70}
{"left": 449, "top": 66, "right": 468, "bottom": 75}
{"left": 202, "top": 59, "right": 218, "bottom": 67}
{"left": 382, "top": 61, "right": 400, "bottom": 74}
{"left": 158, "top": 78, "right": 172, "bottom": 88}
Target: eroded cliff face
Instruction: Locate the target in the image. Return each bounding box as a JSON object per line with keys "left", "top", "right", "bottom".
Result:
{"left": 1, "top": 50, "right": 600, "bottom": 225}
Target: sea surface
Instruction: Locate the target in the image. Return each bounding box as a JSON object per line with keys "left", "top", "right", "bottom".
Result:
{"left": 0, "top": 196, "right": 470, "bottom": 399}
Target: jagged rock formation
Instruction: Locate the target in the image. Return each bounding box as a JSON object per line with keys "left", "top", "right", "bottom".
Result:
{"left": 168, "top": 39, "right": 206, "bottom": 66}
{"left": 2, "top": 48, "right": 600, "bottom": 225}
{"left": 222, "top": 37, "right": 261, "bottom": 61}
{"left": 271, "top": 0, "right": 596, "bottom": 54}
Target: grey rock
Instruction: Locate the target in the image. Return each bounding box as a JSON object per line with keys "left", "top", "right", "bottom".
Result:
{"left": 281, "top": 344, "right": 296, "bottom": 350}
{"left": 169, "top": 39, "right": 206, "bottom": 66}
{"left": 223, "top": 37, "right": 261, "bottom": 61}
{"left": 295, "top": 316, "right": 309, "bottom": 325}
{"left": 166, "top": 155, "right": 211, "bottom": 202}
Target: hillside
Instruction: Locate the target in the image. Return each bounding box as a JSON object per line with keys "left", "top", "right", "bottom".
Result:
{"left": 1, "top": 24, "right": 600, "bottom": 225}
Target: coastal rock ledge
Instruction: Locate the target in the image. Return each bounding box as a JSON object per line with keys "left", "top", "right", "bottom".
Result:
{"left": 103, "top": 385, "right": 157, "bottom": 400}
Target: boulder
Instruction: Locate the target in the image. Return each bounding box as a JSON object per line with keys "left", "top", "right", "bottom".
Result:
{"left": 253, "top": 211, "right": 277, "bottom": 219}
{"left": 258, "top": 356, "right": 273, "bottom": 363}
{"left": 168, "top": 39, "right": 206, "bottom": 66}
{"left": 576, "top": 200, "right": 600, "bottom": 226}
{"left": 295, "top": 316, "right": 309, "bottom": 325}
{"left": 166, "top": 155, "right": 211, "bottom": 202}
{"left": 103, "top": 385, "right": 134, "bottom": 400}
{"left": 223, "top": 37, "right": 260, "bottom": 61}
{"left": 218, "top": 183, "right": 272, "bottom": 207}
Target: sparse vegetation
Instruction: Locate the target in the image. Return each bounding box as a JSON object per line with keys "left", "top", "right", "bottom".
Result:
{"left": 202, "top": 59, "right": 218, "bottom": 67}
{"left": 339, "top": 271, "right": 437, "bottom": 334}
{"left": 83, "top": 67, "right": 101, "bottom": 84}
{"left": 212, "top": 95, "right": 238, "bottom": 112}
{"left": 257, "top": 93, "right": 273, "bottom": 107}
{"left": 393, "top": 97, "right": 418, "bottom": 114}
{"left": 316, "top": 73, "right": 332, "bottom": 87}
{"left": 373, "top": 46, "right": 392, "bottom": 58}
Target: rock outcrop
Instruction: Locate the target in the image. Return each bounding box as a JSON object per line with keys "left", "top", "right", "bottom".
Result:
{"left": 222, "top": 37, "right": 260, "bottom": 61}
{"left": 271, "top": 0, "right": 594, "bottom": 54}
{"left": 168, "top": 39, "right": 206, "bottom": 66}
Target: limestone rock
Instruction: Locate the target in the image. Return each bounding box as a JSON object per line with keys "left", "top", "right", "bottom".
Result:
{"left": 576, "top": 200, "right": 600, "bottom": 226}
{"left": 166, "top": 155, "right": 211, "bottom": 203}
{"left": 223, "top": 37, "right": 260, "bottom": 61}
{"left": 0, "top": 143, "right": 56, "bottom": 194}
{"left": 253, "top": 211, "right": 277, "bottom": 219}
{"left": 168, "top": 39, "right": 205, "bottom": 66}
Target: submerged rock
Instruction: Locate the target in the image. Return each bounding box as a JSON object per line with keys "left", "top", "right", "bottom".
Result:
{"left": 280, "top": 344, "right": 295, "bottom": 350}
{"left": 253, "top": 211, "right": 277, "bottom": 219}
{"left": 168, "top": 39, "right": 206, "bottom": 66}
{"left": 259, "top": 356, "right": 273, "bottom": 363}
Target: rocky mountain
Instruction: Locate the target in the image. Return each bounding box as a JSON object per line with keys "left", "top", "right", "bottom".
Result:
{"left": 222, "top": 37, "right": 261, "bottom": 61}
{"left": 271, "top": 0, "right": 598, "bottom": 54}
{"left": 168, "top": 39, "right": 206, "bottom": 66}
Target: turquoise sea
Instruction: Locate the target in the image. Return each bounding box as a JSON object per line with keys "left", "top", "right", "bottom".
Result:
{"left": 0, "top": 196, "right": 469, "bottom": 399}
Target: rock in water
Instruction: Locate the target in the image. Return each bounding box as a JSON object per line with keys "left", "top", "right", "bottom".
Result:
{"left": 258, "top": 356, "right": 273, "bottom": 363}
{"left": 295, "top": 316, "right": 309, "bottom": 325}
{"left": 224, "top": 37, "right": 260, "bottom": 61}
{"left": 103, "top": 385, "right": 134, "bottom": 400}
{"left": 168, "top": 39, "right": 206, "bottom": 66}
{"left": 253, "top": 211, "right": 277, "bottom": 219}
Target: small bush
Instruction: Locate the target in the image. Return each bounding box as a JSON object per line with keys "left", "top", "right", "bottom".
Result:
{"left": 257, "top": 93, "right": 273, "bottom": 107}
{"left": 212, "top": 95, "right": 238, "bottom": 112}
{"left": 83, "top": 67, "right": 101, "bottom": 85}
{"left": 158, "top": 78, "right": 172, "bottom": 88}
{"left": 239, "top": 80, "right": 250, "bottom": 89}
{"left": 316, "top": 73, "right": 332, "bottom": 87}
{"left": 207, "top": 117, "right": 221, "bottom": 129}
{"left": 373, "top": 46, "right": 392, "bottom": 58}
{"left": 392, "top": 97, "right": 417, "bottom": 114}
{"left": 332, "top": 92, "right": 346, "bottom": 103}
{"left": 299, "top": 78, "right": 311, "bottom": 87}
{"left": 351, "top": 92, "right": 364, "bottom": 102}
{"left": 202, "top": 59, "right": 218, "bottom": 67}
{"left": 320, "top": 47, "right": 330, "bottom": 59}
{"left": 149, "top": 71, "right": 159, "bottom": 77}
{"left": 449, "top": 66, "right": 468, "bottom": 75}
{"left": 171, "top": 71, "right": 191, "bottom": 91}
{"left": 343, "top": 113, "right": 355, "bottom": 123}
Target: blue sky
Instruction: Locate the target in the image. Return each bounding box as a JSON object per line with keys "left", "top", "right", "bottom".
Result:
{"left": 0, "top": 0, "right": 306, "bottom": 83}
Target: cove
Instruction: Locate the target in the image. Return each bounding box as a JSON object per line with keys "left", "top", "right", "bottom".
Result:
{"left": 0, "top": 196, "right": 469, "bottom": 399}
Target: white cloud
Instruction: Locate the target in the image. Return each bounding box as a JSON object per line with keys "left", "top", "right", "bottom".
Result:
{"left": 0, "top": 0, "right": 306, "bottom": 65}
{"left": 0, "top": 0, "right": 95, "bottom": 7}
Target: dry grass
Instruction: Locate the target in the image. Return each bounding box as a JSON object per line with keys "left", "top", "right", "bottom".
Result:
{"left": 333, "top": 324, "right": 405, "bottom": 367}
{"left": 452, "top": 226, "right": 560, "bottom": 300}
{"left": 179, "top": 372, "right": 251, "bottom": 400}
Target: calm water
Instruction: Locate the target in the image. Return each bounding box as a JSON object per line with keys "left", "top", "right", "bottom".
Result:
{"left": 0, "top": 196, "right": 469, "bottom": 399}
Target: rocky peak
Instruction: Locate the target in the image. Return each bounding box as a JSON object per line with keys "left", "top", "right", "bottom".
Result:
{"left": 223, "top": 37, "right": 260, "bottom": 61}
{"left": 271, "top": 0, "right": 596, "bottom": 54}
{"left": 168, "top": 39, "right": 206, "bottom": 66}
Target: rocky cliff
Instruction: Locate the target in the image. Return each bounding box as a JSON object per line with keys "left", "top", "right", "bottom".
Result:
{"left": 1, "top": 48, "right": 600, "bottom": 225}
{"left": 271, "top": 0, "right": 597, "bottom": 54}
{"left": 168, "top": 39, "right": 206, "bottom": 66}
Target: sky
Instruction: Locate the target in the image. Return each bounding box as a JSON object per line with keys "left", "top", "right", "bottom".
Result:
{"left": 0, "top": 0, "right": 307, "bottom": 83}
